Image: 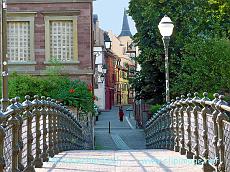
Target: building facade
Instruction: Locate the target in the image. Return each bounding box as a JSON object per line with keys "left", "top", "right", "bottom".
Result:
{"left": 108, "top": 9, "right": 136, "bottom": 106}
{"left": 2, "top": 0, "right": 93, "bottom": 85}
{"left": 93, "top": 15, "right": 115, "bottom": 110}
{"left": 104, "top": 49, "right": 115, "bottom": 110}
{"left": 93, "top": 14, "right": 106, "bottom": 110}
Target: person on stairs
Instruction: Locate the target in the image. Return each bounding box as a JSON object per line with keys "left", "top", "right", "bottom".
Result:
{"left": 118, "top": 106, "right": 124, "bottom": 122}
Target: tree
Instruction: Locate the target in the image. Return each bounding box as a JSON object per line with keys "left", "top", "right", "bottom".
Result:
{"left": 128, "top": 0, "right": 230, "bottom": 103}
{"left": 171, "top": 37, "right": 230, "bottom": 95}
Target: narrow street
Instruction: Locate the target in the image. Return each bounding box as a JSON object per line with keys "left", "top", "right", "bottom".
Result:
{"left": 94, "top": 106, "right": 146, "bottom": 150}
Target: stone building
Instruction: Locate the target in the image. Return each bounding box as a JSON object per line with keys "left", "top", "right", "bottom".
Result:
{"left": 93, "top": 14, "right": 115, "bottom": 110}
{"left": 2, "top": 0, "right": 93, "bottom": 84}
{"left": 104, "top": 33, "right": 115, "bottom": 110}
{"left": 93, "top": 14, "right": 106, "bottom": 110}
{"left": 108, "top": 9, "right": 136, "bottom": 105}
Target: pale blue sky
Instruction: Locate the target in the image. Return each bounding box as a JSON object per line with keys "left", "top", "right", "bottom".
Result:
{"left": 93, "top": 0, "right": 137, "bottom": 36}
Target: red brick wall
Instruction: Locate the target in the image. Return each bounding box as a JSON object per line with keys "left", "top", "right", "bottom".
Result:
{"left": 105, "top": 53, "right": 115, "bottom": 89}
{"left": 105, "top": 52, "right": 115, "bottom": 109}
{"left": 7, "top": 2, "right": 93, "bottom": 82}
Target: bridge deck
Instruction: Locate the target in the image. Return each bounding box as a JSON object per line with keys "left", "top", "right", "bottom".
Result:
{"left": 35, "top": 149, "right": 203, "bottom": 172}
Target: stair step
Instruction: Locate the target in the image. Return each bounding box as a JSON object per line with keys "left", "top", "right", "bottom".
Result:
{"left": 111, "top": 134, "right": 130, "bottom": 150}
{"left": 35, "top": 149, "right": 203, "bottom": 172}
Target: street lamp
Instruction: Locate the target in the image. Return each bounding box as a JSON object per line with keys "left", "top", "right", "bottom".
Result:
{"left": 1, "top": 0, "right": 8, "bottom": 111}
{"left": 158, "top": 15, "right": 174, "bottom": 103}
{"left": 100, "top": 73, "right": 105, "bottom": 83}
{"left": 94, "top": 33, "right": 111, "bottom": 85}
{"left": 101, "top": 64, "right": 107, "bottom": 74}
{"left": 104, "top": 32, "right": 111, "bottom": 49}
{"left": 100, "top": 64, "right": 107, "bottom": 83}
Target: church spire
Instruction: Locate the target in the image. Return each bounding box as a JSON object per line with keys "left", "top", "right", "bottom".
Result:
{"left": 119, "top": 8, "right": 132, "bottom": 37}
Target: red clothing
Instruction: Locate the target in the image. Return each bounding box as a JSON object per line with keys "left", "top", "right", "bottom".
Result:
{"left": 119, "top": 109, "right": 124, "bottom": 122}
{"left": 119, "top": 110, "right": 124, "bottom": 117}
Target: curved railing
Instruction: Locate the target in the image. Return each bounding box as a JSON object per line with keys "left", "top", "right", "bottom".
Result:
{"left": 0, "top": 95, "right": 84, "bottom": 172}
{"left": 145, "top": 92, "right": 230, "bottom": 172}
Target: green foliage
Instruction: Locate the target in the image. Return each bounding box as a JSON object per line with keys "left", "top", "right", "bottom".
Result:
{"left": 149, "top": 104, "right": 162, "bottom": 114}
{"left": 45, "top": 58, "right": 64, "bottom": 75}
{"left": 128, "top": 0, "right": 230, "bottom": 102}
{"left": 171, "top": 37, "right": 230, "bottom": 95}
{"left": 51, "top": 79, "right": 94, "bottom": 113}
{"left": 7, "top": 72, "right": 53, "bottom": 98}
{"left": 129, "top": 61, "right": 165, "bottom": 104}
{"left": 1, "top": 72, "right": 94, "bottom": 113}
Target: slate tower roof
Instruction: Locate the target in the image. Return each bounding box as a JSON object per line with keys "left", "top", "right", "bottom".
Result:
{"left": 119, "top": 8, "right": 132, "bottom": 37}
{"left": 93, "top": 14, "right": 98, "bottom": 25}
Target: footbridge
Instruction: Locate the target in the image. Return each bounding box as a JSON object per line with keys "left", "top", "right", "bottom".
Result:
{"left": 0, "top": 92, "right": 229, "bottom": 172}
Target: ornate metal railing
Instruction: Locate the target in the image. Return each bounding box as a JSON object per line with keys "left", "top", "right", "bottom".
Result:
{"left": 0, "top": 95, "right": 84, "bottom": 172}
{"left": 145, "top": 92, "right": 230, "bottom": 172}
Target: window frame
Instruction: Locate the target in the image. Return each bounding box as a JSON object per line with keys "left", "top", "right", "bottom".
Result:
{"left": 7, "top": 13, "right": 35, "bottom": 64}
{"left": 44, "top": 16, "right": 79, "bottom": 64}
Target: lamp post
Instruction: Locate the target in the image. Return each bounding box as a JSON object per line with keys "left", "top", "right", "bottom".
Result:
{"left": 158, "top": 15, "right": 174, "bottom": 103}
{"left": 100, "top": 64, "right": 107, "bottom": 83}
{"left": 1, "top": 0, "right": 8, "bottom": 111}
{"left": 102, "top": 33, "right": 110, "bottom": 83}
{"left": 104, "top": 32, "right": 111, "bottom": 50}
{"left": 94, "top": 32, "right": 111, "bottom": 84}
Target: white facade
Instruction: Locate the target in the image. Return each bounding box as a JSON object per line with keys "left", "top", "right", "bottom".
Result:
{"left": 93, "top": 15, "right": 107, "bottom": 110}
{"left": 94, "top": 46, "right": 106, "bottom": 110}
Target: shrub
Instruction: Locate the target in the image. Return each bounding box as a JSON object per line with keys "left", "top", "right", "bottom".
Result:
{"left": 0, "top": 72, "right": 94, "bottom": 113}
{"left": 149, "top": 104, "right": 162, "bottom": 114}
{"left": 51, "top": 79, "right": 94, "bottom": 113}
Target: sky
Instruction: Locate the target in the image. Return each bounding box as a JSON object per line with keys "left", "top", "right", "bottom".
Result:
{"left": 93, "top": 0, "right": 137, "bottom": 36}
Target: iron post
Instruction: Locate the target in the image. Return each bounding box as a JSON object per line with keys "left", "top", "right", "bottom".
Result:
{"left": 1, "top": 0, "right": 8, "bottom": 112}
{"left": 109, "top": 121, "right": 111, "bottom": 133}
{"left": 162, "top": 36, "right": 170, "bottom": 103}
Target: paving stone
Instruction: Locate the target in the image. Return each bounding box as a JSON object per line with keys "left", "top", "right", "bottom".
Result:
{"left": 95, "top": 106, "right": 145, "bottom": 150}
{"left": 35, "top": 150, "right": 203, "bottom": 172}
{"left": 111, "top": 134, "right": 130, "bottom": 150}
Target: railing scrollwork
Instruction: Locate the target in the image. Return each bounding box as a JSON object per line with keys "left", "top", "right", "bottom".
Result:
{"left": 0, "top": 95, "right": 85, "bottom": 172}
{"left": 145, "top": 92, "right": 230, "bottom": 172}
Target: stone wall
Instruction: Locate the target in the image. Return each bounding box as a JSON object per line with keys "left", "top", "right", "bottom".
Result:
{"left": 1, "top": 1, "right": 93, "bottom": 84}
